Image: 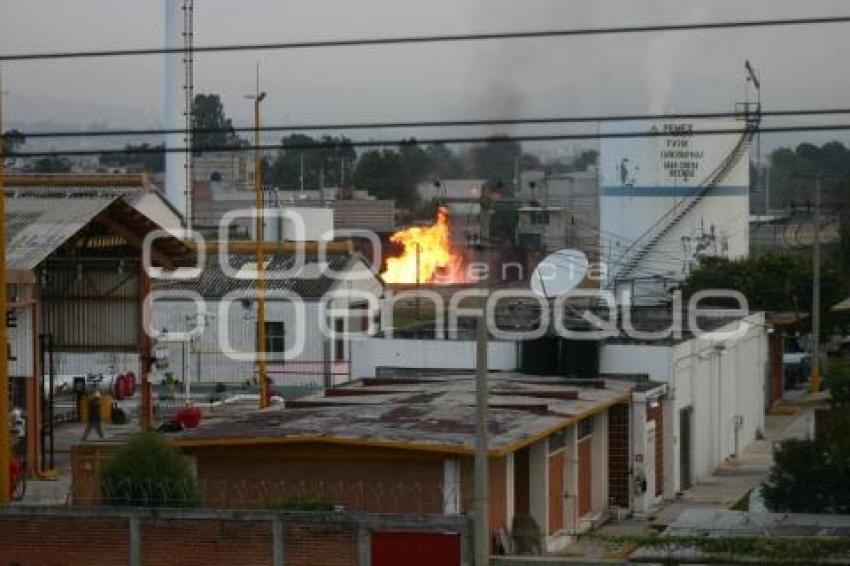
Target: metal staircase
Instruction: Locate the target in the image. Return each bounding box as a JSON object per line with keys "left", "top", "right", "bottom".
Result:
{"left": 610, "top": 109, "right": 761, "bottom": 285}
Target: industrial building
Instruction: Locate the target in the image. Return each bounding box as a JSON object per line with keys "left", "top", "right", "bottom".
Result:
{"left": 600, "top": 312, "right": 767, "bottom": 497}
{"left": 4, "top": 190, "right": 192, "bottom": 476}
{"left": 151, "top": 250, "right": 383, "bottom": 390}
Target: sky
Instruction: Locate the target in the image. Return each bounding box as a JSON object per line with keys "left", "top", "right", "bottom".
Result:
{"left": 1, "top": 0, "right": 849, "bottom": 158}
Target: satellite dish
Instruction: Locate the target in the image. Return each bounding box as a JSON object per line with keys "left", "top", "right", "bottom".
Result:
{"left": 530, "top": 249, "right": 588, "bottom": 298}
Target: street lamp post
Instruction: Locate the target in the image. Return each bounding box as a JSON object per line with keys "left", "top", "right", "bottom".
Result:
{"left": 247, "top": 87, "right": 268, "bottom": 409}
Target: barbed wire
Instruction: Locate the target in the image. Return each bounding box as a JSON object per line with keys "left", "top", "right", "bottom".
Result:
{"left": 79, "top": 477, "right": 472, "bottom": 513}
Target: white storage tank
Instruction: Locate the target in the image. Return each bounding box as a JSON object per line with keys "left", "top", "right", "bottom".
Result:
{"left": 599, "top": 119, "right": 751, "bottom": 292}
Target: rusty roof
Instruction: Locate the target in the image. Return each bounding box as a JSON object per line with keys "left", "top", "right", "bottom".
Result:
{"left": 173, "top": 373, "right": 632, "bottom": 456}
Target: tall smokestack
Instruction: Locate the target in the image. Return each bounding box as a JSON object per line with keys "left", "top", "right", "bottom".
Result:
{"left": 164, "top": 0, "right": 188, "bottom": 223}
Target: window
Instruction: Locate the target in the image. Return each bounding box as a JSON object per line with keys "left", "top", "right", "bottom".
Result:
{"left": 531, "top": 211, "right": 550, "bottom": 225}
{"left": 578, "top": 417, "right": 594, "bottom": 439}
{"left": 334, "top": 318, "right": 346, "bottom": 361}
{"left": 265, "top": 321, "right": 285, "bottom": 354}
{"left": 548, "top": 429, "right": 566, "bottom": 453}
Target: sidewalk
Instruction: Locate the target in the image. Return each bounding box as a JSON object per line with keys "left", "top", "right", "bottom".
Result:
{"left": 565, "top": 407, "right": 812, "bottom": 559}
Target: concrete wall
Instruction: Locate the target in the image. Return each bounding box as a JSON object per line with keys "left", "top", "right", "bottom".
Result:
{"left": 599, "top": 314, "right": 767, "bottom": 495}
{"left": 349, "top": 338, "right": 518, "bottom": 379}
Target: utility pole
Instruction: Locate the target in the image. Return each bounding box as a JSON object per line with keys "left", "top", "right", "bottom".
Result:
{"left": 0, "top": 67, "right": 11, "bottom": 504}
{"left": 811, "top": 176, "right": 821, "bottom": 393}
{"left": 415, "top": 243, "right": 421, "bottom": 320}
{"left": 248, "top": 80, "right": 268, "bottom": 409}
{"left": 474, "top": 295, "right": 489, "bottom": 565}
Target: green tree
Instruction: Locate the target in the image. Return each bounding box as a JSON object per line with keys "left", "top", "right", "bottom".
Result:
{"left": 191, "top": 93, "right": 243, "bottom": 154}
{"left": 680, "top": 251, "right": 844, "bottom": 335}
{"left": 1, "top": 129, "right": 26, "bottom": 155}
{"left": 352, "top": 148, "right": 417, "bottom": 208}
{"left": 266, "top": 134, "right": 355, "bottom": 189}
{"left": 29, "top": 156, "right": 72, "bottom": 173}
{"left": 100, "top": 143, "right": 165, "bottom": 173}
{"left": 762, "top": 365, "right": 850, "bottom": 514}
{"left": 101, "top": 432, "right": 199, "bottom": 507}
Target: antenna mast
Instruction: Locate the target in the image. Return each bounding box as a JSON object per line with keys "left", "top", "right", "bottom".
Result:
{"left": 182, "top": 0, "right": 194, "bottom": 231}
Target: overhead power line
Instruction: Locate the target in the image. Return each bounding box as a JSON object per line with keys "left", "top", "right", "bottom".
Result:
{"left": 2, "top": 15, "right": 850, "bottom": 62}
{"left": 9, "top": 123, "right": 850, "bottom": 158}
{"left": 11, "top": 107, "right": 850, "bottom": 140}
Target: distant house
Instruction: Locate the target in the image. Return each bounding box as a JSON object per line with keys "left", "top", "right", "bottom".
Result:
{"left": 516, "top": 207, "right": 574, "bottom": 252}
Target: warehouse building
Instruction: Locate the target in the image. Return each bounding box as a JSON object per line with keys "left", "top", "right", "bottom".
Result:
{"left": 171, "top": 374, "right": 633, "bottom": 552}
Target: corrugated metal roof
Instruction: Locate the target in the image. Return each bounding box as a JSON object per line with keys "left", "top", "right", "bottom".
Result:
{"left": 5, "top": 196, "right": 116, "bottom": 270}
{"left": 154, "top": 253, "right": 363, "bottom": 298}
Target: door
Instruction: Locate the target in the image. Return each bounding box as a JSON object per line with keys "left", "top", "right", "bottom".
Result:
{"left": 679, "top": 407, "right": 693, "bottom": 490}
{"left": 578, "top": 438, "right": 592, "bottom": 516}
{"left": 548, "top": 451, "right": 564, "bottom": 533}
{"left": 372, "top": 531, "right": 460, "bottom": 566}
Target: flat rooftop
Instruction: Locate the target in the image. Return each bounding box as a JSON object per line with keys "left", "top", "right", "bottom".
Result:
{"left": 172, "top": 373, "right": 632, "bottom": 456}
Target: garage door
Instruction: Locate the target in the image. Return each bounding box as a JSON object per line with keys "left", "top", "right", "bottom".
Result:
{"left": 371, "top": 531, "right": 461, "bottom": 566}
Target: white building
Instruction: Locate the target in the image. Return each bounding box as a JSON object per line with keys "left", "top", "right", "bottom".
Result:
{"left": 152, "top": 253, "right": 383, "bottom": 392}
{"left": 599, "top": 312, "right": 767, "bottom": 499}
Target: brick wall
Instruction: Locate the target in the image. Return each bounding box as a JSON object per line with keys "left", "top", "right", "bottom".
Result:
{"left": 0, "top": 515, "right": 127, "bottom": 566}
{"left": 607, "top": 403, "right": 630, "bottom": 508}
{"left": 190, "top": 444, "right": 445, "bottom": 514}
{"left": 0, "top": 508, "right": 469, "bottom": 566}
{"left": 140, "top": 519, "right": 273, "bottom": 566}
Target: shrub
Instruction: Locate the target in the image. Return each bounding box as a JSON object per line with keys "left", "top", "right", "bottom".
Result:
{"left": 101, "top": 432, "right": 200, "bottom": 507}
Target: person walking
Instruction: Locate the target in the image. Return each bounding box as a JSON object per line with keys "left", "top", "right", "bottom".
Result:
{"left": 81, "top": 391, "right": 104, "bottom": 441}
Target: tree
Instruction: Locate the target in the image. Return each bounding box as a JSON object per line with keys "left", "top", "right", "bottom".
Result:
{"left": 570, "top": 149, "right": 598, "bottom": 172}
{"left": 679, "top": 251, "right": 844, "bottom": 335}
{"left": 762, "top": 364, "right": 850, "bottom": 513}
{"left": 266, "top": 134, "right": 355, "bottom": 189}
{"left": 1, "top": 129, "right": 26, "bottom": 155}
{"left": 29, "top": 156, "right": 72, "bottom": 173}
{"left": 99, "top": 143, "right": 165, "bottom": 173}
{"left": 191, "top": 93, "right": 243, "bottom": 154}
{"left": 352, "top": 149, "right": 418, "bottom": 208}
{"left": 101, "top": 432, "right": 199, "bottom": 507}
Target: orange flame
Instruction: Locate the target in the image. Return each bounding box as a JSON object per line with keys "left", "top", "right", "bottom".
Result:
{"left": 381, "top": 206, "right": 467, "bottom": 284}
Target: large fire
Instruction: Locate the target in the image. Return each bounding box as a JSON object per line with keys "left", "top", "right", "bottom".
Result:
{"left": 381, "top": 206, "right": 468, "bottom": 284}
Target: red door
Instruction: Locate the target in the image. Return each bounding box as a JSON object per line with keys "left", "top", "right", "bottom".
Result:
{"left": 372, "top": 531, "right": 461, "bottom": 566}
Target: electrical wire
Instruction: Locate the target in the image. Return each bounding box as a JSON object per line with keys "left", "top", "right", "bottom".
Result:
{"left": 11, "top": 107, "right": 850, "bottom": 140}
{"left": 10, "top": 123, "right": 850, "bottom": 158}
{"left": 3, "top": 15, "right": 849, "bottom": 62}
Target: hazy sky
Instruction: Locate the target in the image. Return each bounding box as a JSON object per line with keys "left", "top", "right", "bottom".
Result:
{"left": 1, "top": 0, "right": 849, "bottom": 156}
